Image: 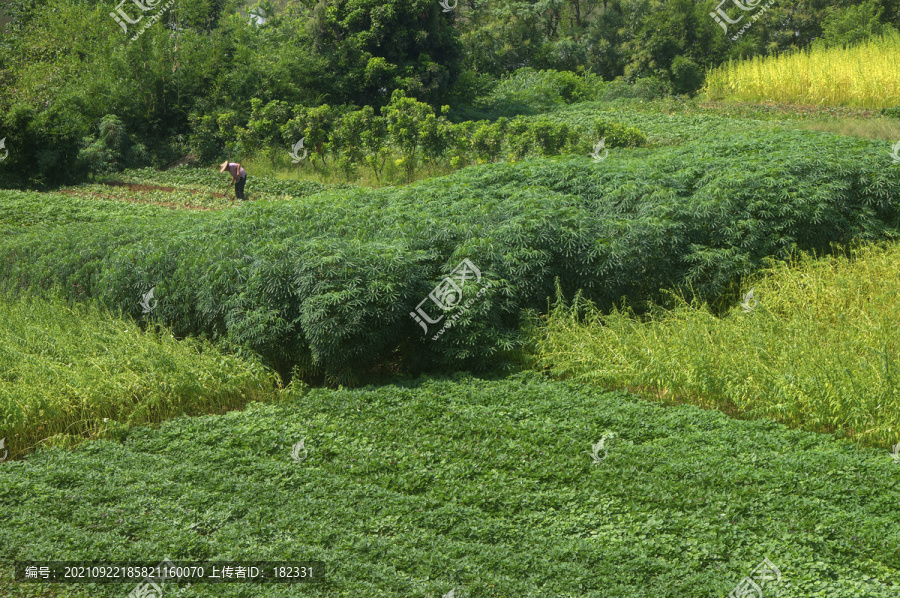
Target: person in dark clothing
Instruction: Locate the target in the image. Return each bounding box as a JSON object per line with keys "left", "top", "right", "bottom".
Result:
{"left": 220, "top": 161, "right": 247, "bottom": 200}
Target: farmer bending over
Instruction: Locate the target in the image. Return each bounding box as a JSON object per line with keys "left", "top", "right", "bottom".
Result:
{"left": 220, "top": 161, "right": 247, "bottom": 200}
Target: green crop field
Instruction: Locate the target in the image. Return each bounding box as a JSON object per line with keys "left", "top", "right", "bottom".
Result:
{"left": 2, "top": 375, "right": 898, "bottom": 597}
{"left": 3, "top": 95, "right": 900, "bottom": 595}
{"left": 3, "top": 3, "right": 900, "bottom": 594}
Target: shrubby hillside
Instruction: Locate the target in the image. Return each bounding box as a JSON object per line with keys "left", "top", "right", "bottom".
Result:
{"left": 2, "top": 126, "right": 897, "bottom": 383}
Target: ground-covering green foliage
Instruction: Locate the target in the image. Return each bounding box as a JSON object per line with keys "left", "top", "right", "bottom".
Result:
{"left": 532, "top": 240, "right": 900, "bottom": 449}
{"left": 593, "top": 119, "right": 648, "bottom": 148}
{"left": 0, "top": 190, "right": 175, "bottom": 231}
{"left": 545, "top": 100, "right": 772, "bottom": 146}
{"left": 110, "top": 166, "right": 343, "bottom": 202}
{"left": 0, "top": 292, "right": 280, "bottom": 460}
{"left": 0, "top": 374, "right": 897, "bottom": 597}
{"left": 567, "top": 96, "right": 898, "bottom": 143}
{"left": 1, "top": 127, "right": 898, "bottom": 383}
{"left": 58, "top": 183, "right": 236, "bottom": 211}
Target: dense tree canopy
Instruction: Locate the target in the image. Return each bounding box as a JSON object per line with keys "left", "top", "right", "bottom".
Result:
{"left": 0, "top": 0, "right": 896, "bottom": 186}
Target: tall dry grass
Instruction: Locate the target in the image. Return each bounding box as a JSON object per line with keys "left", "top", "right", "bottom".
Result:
{"left": 532, "top": 242, "right": 900, "bottom": 448}
{"left": 0, "top": 293, "right": 280, "bottom": 460}
{"left": 706, "top": 31, "right": 900, "bottom": 108}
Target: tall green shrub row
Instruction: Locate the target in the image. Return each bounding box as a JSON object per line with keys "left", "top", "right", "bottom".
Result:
{"left": 1, "top": 130, "right": 897, "bottom": 383}
{"left": 208, "top": 90, "right": 633, "bottom": 182}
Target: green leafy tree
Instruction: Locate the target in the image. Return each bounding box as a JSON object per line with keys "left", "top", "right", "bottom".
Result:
{"left": 817, "top": 0, "right": 898, "bottom": 48}
{"left": 669, "top": 55, "right": 703, "bottom": 96}
{"left": 357, "top": 109, "right": 390, "bottom": 183}
{"left": 332, "top": 105, "right": 373, "bottom": 180}
{"left": 306, "top": 0, "right": 463, "bottom": 106}
{"left": 77, "top": 115, "right": 150, "bottom": 176}
{"left": 245, "top": 99, "right": 291, "bottom": 166}
{"left": 385, "top": 89, "right": 433, "bottom": 183}
{"left": 471, "top": 117, "right": 508, "bottom": 164}
{"left": 594, "top": 119, "right": 646, "bottom": 148}
{"left": 281, "top": 104, "right": 337, "bottom": 172}
{"left": 419, "top": 106, "right": 454, "bottom": 168}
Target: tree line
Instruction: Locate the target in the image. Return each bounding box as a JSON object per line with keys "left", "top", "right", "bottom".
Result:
{"left": 0, "top": 0, "right": 896, "bottom": 187}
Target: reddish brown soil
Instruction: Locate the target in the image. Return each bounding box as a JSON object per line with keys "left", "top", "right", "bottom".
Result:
{"left": 56, "top": 187, "right": 221, "bottom": 211}
{"left": 103, "top": 180, "right": 231, "bottom": 199}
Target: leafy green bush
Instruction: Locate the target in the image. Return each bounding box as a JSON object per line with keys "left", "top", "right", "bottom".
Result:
{"left": 593, "top": 119, "right": 648, "bottom": 148}
{"left": 77, "top": 115, "right": 150, "bottom": 176}
{"left": 1, "top": 129, "right": 898, "bottom": 383}
{"left": 669, "top": 55, "right": 704, "bottom": 96}
{"left": 476, "top": 68, "right": 600, "bottom": 117}
{"left": 0, "top": 101, "right": 88, "bottom": 189}
{"left": 597, "top": 77, "right": 670, "bottom": 101}
{"left": 883, "top": 106, "right": 900, "bottom": 119}
{"left": 816, "top": 0, "right": 899, "bottom": 49}
{"left": 471, "top": 118, "right": 508, "bottom": 164}
{"left": 505, "top": 118, "right": 582, "bottom": 161}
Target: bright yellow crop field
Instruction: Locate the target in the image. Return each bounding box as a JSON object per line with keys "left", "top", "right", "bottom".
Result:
{"left": 706, "top": 31, "right": 900, "bottom": 108}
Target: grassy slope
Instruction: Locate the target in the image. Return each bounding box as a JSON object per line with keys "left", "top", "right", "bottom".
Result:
{"left": 532, "top": 240, "right": 900, "bottom": 448}
{"left": 0, "top": 293, "right": 280, "bottom": 461}
{"left": 1, "top": 374, "right": 898, "bottom": 597}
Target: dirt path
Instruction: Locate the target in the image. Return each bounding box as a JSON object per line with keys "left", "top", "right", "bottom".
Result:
{"left": 57, "top": 181, "right": 233, "bottom": 211}
{"left": 103, "top": 180, "right": 231, "bottom": 199}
